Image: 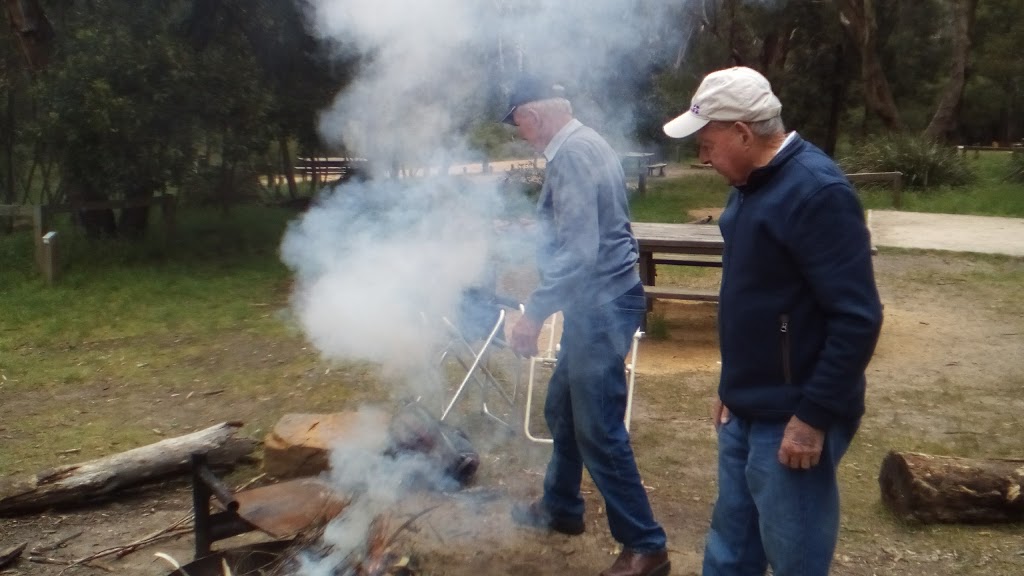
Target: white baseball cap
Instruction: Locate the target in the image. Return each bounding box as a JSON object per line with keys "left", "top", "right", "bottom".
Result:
{"left": 663, "top": 66, "right": 782, "bottom": 139}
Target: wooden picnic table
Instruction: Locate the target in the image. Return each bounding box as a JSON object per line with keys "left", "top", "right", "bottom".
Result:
{"left": 631, "top": 222, "right": 724, "bottom": 304}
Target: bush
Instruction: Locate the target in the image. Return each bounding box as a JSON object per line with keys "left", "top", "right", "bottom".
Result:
{"left": 501, "top": 162, "right": 545, "bottom": 201}
{"left": 840, "top": 135, "right": 973, "bottom": 189}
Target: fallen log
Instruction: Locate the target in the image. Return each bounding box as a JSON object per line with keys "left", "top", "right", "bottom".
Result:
{"left": 878, "top": 451, "right": 1024, "bottom": 523}
{"left": 0, "top": 543, "right": 27, "bottom": 570}
{"left": 0, "top": 422, "right": 255, "bottom": 515}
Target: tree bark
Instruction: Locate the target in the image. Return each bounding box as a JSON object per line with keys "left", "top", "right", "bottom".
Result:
{"left": 878, "top": 451, "right": 1024, "bottom": 524}
{"left": 279, "top": 134, "right": 298, "bottom": 200}
{"left": 836, "top": 0, "right": 902, "bottom": 131}
{"left": 0, "top": 422, "right": 256, "bottom": 515}
{"left": 3, "top": 0, "right": 55, "bottom": 70}
{"left": 923, "top": 0, "right": 979, "bottom": 141}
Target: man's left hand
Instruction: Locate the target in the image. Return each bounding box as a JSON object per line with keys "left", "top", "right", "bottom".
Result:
{"left": 778, "top": 416, "right": 825, "bottom": 469}
{"left": 510, "top": 315, "right": 543, "bottom": 358}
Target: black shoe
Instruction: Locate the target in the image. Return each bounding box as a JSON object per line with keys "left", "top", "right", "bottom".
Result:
{"left": 511, "top": 499, "right": 585, "bottom": 535}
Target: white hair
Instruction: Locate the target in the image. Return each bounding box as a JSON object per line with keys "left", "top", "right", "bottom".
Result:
{"left": 749, "top": 116, "right": 786, "bottom": 137}
{"left": 519, "top": 97, "right": 572, "bottom": 118}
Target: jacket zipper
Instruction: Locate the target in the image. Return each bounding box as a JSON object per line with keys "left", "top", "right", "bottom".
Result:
{"left": 779, "top": 314, "right": 792, "bottom": 385}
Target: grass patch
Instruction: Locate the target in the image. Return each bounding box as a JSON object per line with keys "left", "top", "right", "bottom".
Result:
{"left": 0, "top": 206, "right": 389, "bottom": 476}
{"left": 859, "top": 153, "right": 1024, "bottom": 216}
{"left": 630, "top": 173, "right": 729, "bottom": 223}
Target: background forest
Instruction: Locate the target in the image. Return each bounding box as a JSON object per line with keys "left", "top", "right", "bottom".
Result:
{"left": 1, "top": 0, "right": 1021, "bottom": 237}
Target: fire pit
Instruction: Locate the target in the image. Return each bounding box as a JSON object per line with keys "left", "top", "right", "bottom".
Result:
{"left": 166, "top": 540, "right": 293, "bottom": 576}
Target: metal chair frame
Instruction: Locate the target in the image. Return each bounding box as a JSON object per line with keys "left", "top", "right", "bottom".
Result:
{"left": 523, "top": 312, "right": 644, "bottom": 444}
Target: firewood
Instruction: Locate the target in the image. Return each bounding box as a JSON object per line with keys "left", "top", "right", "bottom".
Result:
{"left": 0, "top": 422, "right": 255, "bottom": 515}
{"left": 878, "top": 450, "right": 1024, "bottom": 523}
{"left": 0, "top": 543, "right": 27, "bottom": 570}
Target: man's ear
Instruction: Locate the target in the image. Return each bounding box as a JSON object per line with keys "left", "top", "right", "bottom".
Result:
{"left": 733, "top": 121, "right": 755, "bottom": 145}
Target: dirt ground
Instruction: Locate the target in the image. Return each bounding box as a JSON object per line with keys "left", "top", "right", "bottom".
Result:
{"left": 3, "top": 244, "right": 1024, "bottom": 575}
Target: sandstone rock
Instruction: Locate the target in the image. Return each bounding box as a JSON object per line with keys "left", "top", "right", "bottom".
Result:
{"left": 263, "top": 411, "right": 389, "bottom": 479}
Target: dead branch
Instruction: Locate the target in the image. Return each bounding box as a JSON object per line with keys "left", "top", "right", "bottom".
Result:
{"left": 0, "top": 422, "right": 255, "bottom": 515}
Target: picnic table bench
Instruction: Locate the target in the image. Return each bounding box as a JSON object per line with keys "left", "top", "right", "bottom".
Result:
{"left": 646, "top": 163, "right": 668, "bottom": 177}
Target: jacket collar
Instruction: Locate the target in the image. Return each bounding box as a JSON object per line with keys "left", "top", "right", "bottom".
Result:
{"left": 737, "top": 132, "right": 803, "bottom": 193}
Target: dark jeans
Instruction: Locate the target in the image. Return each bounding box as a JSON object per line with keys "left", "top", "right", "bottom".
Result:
{"left": 702, "top": 416, "right": 858, "bottom": 576}
{"left": 541, "top": 283, "right": 667, "bottom": 552}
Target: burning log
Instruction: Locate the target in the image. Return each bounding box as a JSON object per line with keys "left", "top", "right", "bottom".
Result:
{"left": 0, "top": 422, "right": 256, "bottom": 515}
{"left": 879, "top": 450, "right": 1024, "bottom": 523}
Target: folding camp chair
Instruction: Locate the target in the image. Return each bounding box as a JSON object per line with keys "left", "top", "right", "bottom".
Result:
{"left": 523, "top": 312, "right": 644, "bottom": 444}
{"left": 437, "top": 288, "right": 524, "bottom": 429}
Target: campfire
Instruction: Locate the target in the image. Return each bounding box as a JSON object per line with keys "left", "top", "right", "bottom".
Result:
{"left": 159, "top": 403, "right": 480, "bottom": 576}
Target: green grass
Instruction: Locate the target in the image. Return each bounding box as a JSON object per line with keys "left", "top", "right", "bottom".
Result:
{"left": 630, "top": 173, "right": 730, "bottom": 223}
{"left": 633, "top": 155, "right": 1024, "bottom": 219}
{"left": 849, "top": 153, "right": 1024, "bottom": 216}
{"left": 0, "top": 205, "right": 389, "bottom": 475}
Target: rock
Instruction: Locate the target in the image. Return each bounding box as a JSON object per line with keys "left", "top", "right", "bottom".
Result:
{"left": 263, "top": 412, "right": 389, "bottom": 479}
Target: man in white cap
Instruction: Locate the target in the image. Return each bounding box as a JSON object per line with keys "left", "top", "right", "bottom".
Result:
{"left": 502, "top": 74, "right": 670, "bottom": 576}
{"left": 663, "top": 67, "right": 883, "bottom": 576}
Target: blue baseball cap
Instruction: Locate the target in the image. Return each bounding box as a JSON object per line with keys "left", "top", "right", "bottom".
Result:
{"left": 501, "top": 75, "right": 567, "bottom": 125}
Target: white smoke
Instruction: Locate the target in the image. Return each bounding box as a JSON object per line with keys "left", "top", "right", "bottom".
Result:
{"left": 280, "top": 177, "right": 500, "bottom": 396}
{"left": 280, "top": 0, "right": 687, "bottom": 567}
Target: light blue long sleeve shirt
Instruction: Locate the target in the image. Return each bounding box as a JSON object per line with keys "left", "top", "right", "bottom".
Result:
{"left": 524, "top": 120, "right": 641, "bottom": 322}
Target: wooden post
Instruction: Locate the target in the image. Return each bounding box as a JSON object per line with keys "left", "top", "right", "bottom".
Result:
{"left": 892, "top": 173, "right": 903, "bottom": 209}
{"left": 32, "top": 205, "right": 48, "bottom": 273}
{"left": 40, "top": 231, "right": 58, "bottom": 285}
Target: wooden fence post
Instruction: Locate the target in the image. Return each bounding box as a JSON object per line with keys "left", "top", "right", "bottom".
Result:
{"left": 41, "top": 231, "right": 58, "bottom": 285}
{"left": 32, "top": 205, "right": 49, "bottom": 273}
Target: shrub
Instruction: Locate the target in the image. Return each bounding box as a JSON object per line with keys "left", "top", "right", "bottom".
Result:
{"left": 840, "top": 135, "right": 973, "bottom": 189}
{"left": 501, "top": 162, "right": 545, "bottom": 201}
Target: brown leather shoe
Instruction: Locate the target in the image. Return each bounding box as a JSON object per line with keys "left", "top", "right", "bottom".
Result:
{"left": 599, "top": 548, "right": 670, "bottom": 576}
{"left": 510, "top": 499, "right": 585, "bottom": 535}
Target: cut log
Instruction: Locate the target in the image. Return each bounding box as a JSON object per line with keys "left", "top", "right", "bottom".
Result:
{"left": 0, "top": 543, "right": 27, "bottom": 570}
{"left": 878, "top": 451, "right": 1024, "bottom": 523}
{"left": 0, "top": 422, "right": 255, "bottom": 515}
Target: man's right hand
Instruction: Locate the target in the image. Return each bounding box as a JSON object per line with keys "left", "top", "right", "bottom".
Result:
{"left": 510, "top": 316, "right": 542, "bottom": 358}
{"left": 713, "top": 397, "right": 730, "bottom": 431}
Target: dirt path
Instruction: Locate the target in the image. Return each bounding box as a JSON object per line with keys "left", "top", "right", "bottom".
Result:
{"left": 869, "top": 210, "right": 1024, "bottom": 256}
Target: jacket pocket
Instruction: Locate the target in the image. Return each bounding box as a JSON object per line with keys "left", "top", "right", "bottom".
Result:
{"left": 779, "top": 314, "right": 793, "bottom": 385}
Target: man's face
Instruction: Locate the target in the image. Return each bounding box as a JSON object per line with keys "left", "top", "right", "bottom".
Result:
{"left": 512, "top": 106, "right": 544, "bottom": 153}
{"left": 696, "top": 122, "right": 755, "bottom": 186}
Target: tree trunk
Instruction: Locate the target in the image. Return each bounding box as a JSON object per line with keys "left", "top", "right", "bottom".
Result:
{"left": 0, "top": 422, "right": 256, "bottom": 515}
{"left": 824, "top": 42, "right": 848, "bottom": 156}
{"left": 923, "top": 0, "right": 979, "bottom": 141}
{"left": 878, "top": 451, "right": 1024, "bottom": 524}
{"left": 279, "top": 134, "right": 298, "bottom": 200}
{"left": 836, "top": 0, "right": 902, "bottom": 131}
{"left": 3, "top": 0, "right": 55, "bottom": 70}
{"left": 63, "top": 167, "right": 117, "bottom": 239}
{"left": 118, "top": 185, "right": 155, "bottom": 239}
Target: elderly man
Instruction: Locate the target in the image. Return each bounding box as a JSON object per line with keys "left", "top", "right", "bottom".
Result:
{"left": 663, "top": 66, "right": 883, "bottom": 576}
{"left": 503, "top": 76, "right": 670, "bottom": 576}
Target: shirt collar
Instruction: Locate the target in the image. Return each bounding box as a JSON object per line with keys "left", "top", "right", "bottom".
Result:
{"left": 543, "top": 119, "right": 583, "bottom": 161}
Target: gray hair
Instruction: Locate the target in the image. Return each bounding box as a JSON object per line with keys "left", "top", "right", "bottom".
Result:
{"left": 519, "top": 97, "right": 572, "bottom": 118}
{"left": 748, "top": 116, "right": 786, "bottom": 137}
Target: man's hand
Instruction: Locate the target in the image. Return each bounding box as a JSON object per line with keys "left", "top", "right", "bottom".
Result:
{"left": 712, "top": 397, "right": 730, "bottom": 431}
{"left": 778, "top": 416, "right": 825, "bottom": 469}
{"left": 510, "top": 316, "right": 543, "bottom": 358}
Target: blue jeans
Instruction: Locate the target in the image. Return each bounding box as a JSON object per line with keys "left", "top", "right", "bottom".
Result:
{"left": 702, "top": 416, "right": 858, "bottom": 576}
{"left": 541, "top": 283, "right": 667, "bottom": 552}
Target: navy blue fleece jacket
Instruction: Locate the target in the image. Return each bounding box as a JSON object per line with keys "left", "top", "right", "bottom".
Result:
{"left": 717, "top": 134, "right": 883, "bottom": 430}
